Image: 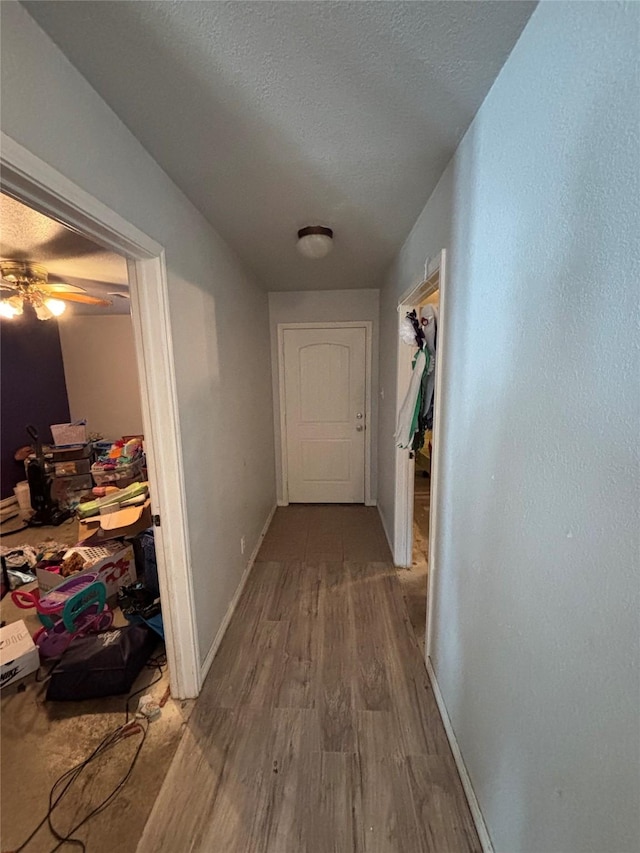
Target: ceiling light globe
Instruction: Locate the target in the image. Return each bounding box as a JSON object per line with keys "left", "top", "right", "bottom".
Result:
{"left": 296, "top": 226, "right": 333, "bottom": 260}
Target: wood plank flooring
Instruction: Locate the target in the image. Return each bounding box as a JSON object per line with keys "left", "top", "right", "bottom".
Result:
{"left": 138, "top": 506, "right": 480, "bottom": 853}
{"left": 398, "top": 470, "right": 431, "bottom": 651}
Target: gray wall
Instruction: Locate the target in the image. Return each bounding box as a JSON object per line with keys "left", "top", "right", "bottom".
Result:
{"left": 1, "top": 1, "right": 276, "bottom": 670}
{"left": 268, "top": 289, "right": 379, "bottom": 503}
{"left": 378, "top": 2, "right": 639, "bottom": 851}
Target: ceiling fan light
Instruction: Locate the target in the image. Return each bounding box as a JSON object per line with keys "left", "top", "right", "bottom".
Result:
{"left": 34, "top": 302, "right": 54, "bottom": 321}
{"left": 7, "top": 295, "right": 24, "bottom": 315}
{"left": 0, "top": 300, "right": 19, "bottom": 319}
{"left": 297, "top": 226, "right": 333, "bottom": 259}
{"left": 45, "top": 297, "right": 66, "bottom": 317}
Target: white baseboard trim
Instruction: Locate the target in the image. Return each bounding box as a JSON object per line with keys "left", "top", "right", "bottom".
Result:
{"left": 377, "top": 505, "right": 395, "bottom": 564}
{"left": 199, "top": 503, "right": 277, "bottom": 683}
{"left": 426, "top": 657, "right": 494, "bottom": 853}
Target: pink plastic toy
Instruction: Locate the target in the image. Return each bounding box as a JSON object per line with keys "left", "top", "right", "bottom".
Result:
{"left": 12, "top": 572, "right": 101, "bottom": 627}
{"left": 33, "top": 598, "right": 113, "bottom": 658}
{"left": 12, "top": 573, "right": 113, "bottom": 658}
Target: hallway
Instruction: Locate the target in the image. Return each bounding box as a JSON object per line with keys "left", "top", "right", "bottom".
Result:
{"left": 139, "top": 506, "right": 480, "bottom": 852}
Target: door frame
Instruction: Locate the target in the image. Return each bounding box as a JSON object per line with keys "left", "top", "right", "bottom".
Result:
{"left": 0, "top": 133, "right": 200, "bottom": 698}
{"left": 395, "top": 249, "right": 446, "bottom": 661}
{"left": 277, "top": 321, "right": 374, "bottom": 506}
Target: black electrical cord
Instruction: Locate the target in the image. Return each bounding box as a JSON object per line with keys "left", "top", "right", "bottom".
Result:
{"left": 13, "top": 723, "right": 147, "bottom": 853}
{"left": 13, "top": 654, "right": 165, "bottom": 852}
{"left": 47, "top": 721, "right": 149, "bottom": 853}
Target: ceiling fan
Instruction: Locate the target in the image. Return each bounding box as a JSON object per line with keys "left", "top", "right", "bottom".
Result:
{"left": 0, "top": 260, "right": 112, "bottom": 320}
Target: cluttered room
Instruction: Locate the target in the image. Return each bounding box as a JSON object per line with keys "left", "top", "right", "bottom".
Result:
{"left": 0, "top": 193, "right": 189, "bottom": 853}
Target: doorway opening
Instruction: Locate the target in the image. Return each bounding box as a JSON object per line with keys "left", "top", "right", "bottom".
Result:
{"left": 0, "top": 136, "right": 199, "bottom": 701}
{"left": 0, "top": 184, "right": 197, "bottom": 850}
{"left": 394, "top": 250, "right": 446, "bottom": 660}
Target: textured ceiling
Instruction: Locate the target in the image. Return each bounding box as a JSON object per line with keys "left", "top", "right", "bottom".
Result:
{"left": 0, "top": 193, "right": 130, "bottom": 314}
{"left": 22, "top": 1, "right": 535, "bottom": 292}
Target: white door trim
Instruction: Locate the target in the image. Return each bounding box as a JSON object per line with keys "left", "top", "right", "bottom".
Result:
{"left": 395, "top": 249, "right": 447, "bottom": 663}
{"left": 277, "top": 321, "right": 373, "bottom": 506}
{"left": 0, "top": 132, "right": 200, "bottom": 699}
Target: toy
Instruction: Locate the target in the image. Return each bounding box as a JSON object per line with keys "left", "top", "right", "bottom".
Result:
{"left": 12, "top": 571, "right": 98, "bottom": 626}
{"left": 11, "top": 574, "right": 113, "bottom": 658}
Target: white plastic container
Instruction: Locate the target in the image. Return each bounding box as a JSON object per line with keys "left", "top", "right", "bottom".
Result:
{"left": 13, "top": 481, "right": 31, "bottom": 516}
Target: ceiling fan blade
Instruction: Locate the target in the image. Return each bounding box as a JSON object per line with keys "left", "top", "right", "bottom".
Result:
{"left": 54, "top": 292, "right": 112, "bottom": 307}
{"left": 39, "top": 282, "right": 88, "bottom": 295}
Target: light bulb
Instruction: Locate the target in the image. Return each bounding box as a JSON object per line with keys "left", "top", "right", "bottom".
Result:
{"left": 45, "top": 298, "right": 66, "bottom": 317}
{"left": 0, "top": 300, "right": 18, "bottom": 318}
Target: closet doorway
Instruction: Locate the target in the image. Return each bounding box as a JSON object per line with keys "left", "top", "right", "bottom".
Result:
{"left": 394, "top": 249, "right": 446, "bottom": 660}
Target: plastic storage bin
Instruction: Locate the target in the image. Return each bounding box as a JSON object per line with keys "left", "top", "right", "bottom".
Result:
{"left": 49, "top": 444, "right": 93, "bottom": 462}
{"left": 91, "top": 460, "right": 144, "bottom": 486}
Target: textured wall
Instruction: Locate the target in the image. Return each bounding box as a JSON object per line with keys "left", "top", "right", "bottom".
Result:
{"left": 378, "top": 2, "right": 639, "bottom": 851}
{"left": 59, "top": 315, "right": 144, "bottom": 441}
{"left": 0, "top": 309, "right": 70, "bottom": 499}
{"left": 268, "top": 289, "right": 379, "bottom": 503}
{"left": 1, "top": 1, "right": 275, "bottom": 668}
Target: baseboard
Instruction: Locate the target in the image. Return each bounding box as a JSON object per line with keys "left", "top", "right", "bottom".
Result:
{"left": 199, "top": 503, "right": 277, "bottom": 683}
{"left": 426, "top": 657, "right": 494, "bottom": 853}
{"left": 377, "top": 505, "right": 395, "bottom": 563}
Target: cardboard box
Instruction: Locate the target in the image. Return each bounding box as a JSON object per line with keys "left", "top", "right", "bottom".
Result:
{"left": 77, "top": 500, "right": 152, "bottom": 543}
{"left": 0, "top": 620, "right": 40, "bottom": 690}
{"left": 36, "top": 542, "right": 136, "bottom": 597}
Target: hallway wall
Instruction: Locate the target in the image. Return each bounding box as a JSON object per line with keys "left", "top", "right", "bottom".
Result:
{"left": 1, "top": 1, "right": 276, "bottom": 676}
{"left": 378, "top": 2, "right": 639, "bottom": 851}
{"left": 268, "top": 289, "right": 379, "bottom": 503}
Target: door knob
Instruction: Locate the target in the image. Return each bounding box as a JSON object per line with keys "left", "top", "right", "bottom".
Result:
{"left": 356, "top": 424, "right": 364, "bottom": 432}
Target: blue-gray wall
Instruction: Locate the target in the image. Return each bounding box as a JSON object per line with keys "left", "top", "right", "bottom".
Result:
{"left": 1, "top": 308, "right": 70, "bottom": 498}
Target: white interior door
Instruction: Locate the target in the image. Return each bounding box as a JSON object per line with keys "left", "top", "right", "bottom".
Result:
{"left": 283, "top": 326, "right": 366, "bottom": 503}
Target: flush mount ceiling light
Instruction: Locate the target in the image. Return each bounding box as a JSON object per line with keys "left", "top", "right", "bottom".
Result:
{"left": 296, "top": 226, "right": 334, "bottom": 259}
